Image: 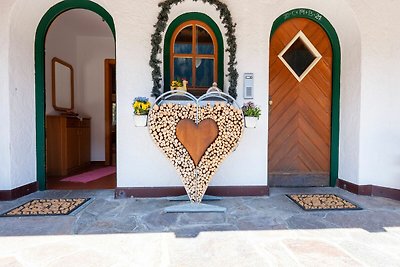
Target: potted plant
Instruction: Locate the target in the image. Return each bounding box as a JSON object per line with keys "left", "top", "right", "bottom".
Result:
{"left": 170, "top": 79, "right": 188, "bottom": 93}
{"left": 242, "top": 101, "right": 261, "bottom": 128}
{"left": 132, "top": 97, "right": 151, "bottom": 126}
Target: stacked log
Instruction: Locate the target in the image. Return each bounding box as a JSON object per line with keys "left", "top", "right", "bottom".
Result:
{"left": 148, "top": 102, "right": 244, "bottom": 202}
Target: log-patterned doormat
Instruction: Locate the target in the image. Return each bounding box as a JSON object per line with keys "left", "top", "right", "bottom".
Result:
{"left": 287, "top": 194, "right": 361, "bottom": 211}
{"left": 0, "top": 198, "right": 91, "bottom": 217}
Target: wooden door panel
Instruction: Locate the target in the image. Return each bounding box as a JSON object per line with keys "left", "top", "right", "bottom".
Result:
{"left": 304, "top": 77, "right": 331, "bottom": 110}
{"left": 297, "top": 129, "right": 329, "bottom": 169}
{"left": 297, "top": 144, "right": 324, "bottom": 171}
{"left": 270, "top": 75, "right": 298, "bottom": 102}
{"left": 269, "top": 66, "right": 293, "bottom": 94}
{"left": 316, "top": 41, "right": 332, "bottom": 56}
{"left": 269, "top": 130, "right": 299, "bottom": 170}
{"left": 80, "top": 127, "right": 91, "bottom": 166}
{"left": 66, "top": 128, "right": 80, "bottom": 173}
{"left": 298, "top": 116, "right": 330, "bottom": 153}
{"left": 300, "top": 21, "right": 320, "bottom": 36}
{"left": 269, "top": 104, "right": 298, "bottom": 143}
{"left": 308, "top": 31, "right": 326, "bottom": 47}
{"left": 269, "top": 114, "right": 298, "bottom": 157}
{"left": 270, "top": 58, "right": 285, "bottom": 80}
{"left": 269, "top": 84, "right": 298, "bottom": 126}
{"left": 299, "top": 87, "right": 331, "bottom": 129}
{"left": 273, "top": 145, "right": 300, "bottom": 171}
{"left": 297, "top": 97, "right": 330, "bottom": 141}
{"left": 268, "top": 18, "right": 332, "bottom": 187}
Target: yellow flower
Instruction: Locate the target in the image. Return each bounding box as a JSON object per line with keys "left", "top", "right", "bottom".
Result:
{"left": 132, "top": 97, "right": 151, "bottom": 115}
{"left": 171, "top": 80, "right": 183, "bottom": 87}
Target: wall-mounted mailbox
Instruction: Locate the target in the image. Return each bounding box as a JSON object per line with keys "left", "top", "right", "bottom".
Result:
{"left": 243, "top": 73, "right": 254, "bottom": 99}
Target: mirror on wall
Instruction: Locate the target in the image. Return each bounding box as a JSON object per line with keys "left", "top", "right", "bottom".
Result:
{"left": 52, "top": 57, "right": 74, "bottom": 112}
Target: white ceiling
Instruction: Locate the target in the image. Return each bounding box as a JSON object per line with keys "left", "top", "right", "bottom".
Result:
{"left": 49, "top": 9, "right": 113, "bottom": 37}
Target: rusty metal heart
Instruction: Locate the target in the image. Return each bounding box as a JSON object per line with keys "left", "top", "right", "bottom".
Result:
{"left": 176, "top": 118, "right": 219, "bottom": 166}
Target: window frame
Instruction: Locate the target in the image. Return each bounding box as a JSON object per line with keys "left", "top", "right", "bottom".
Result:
{"left": 164, "top": 12, "right": 224, "bottom": 95}
{"left": 171, "top": 21, "right": 218, "bottom": 92}
{"left": 278, "top": 30, "right": 322, "bottom": 82}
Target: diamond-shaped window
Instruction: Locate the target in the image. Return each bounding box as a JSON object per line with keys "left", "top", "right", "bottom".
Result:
{"left": 278, "top": 31, "right": 321, "bottom": 82}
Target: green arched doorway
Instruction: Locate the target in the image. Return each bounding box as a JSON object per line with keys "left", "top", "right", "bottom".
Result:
{"left": 35, "top": 0, "right": 116, "bottom": 190}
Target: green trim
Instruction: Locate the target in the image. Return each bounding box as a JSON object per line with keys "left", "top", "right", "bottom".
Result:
{"left": 35, "top": 0, "right": 115, "bottom": 190}
{"left": 271, "top": 8, "right": 341, "bottom": 187}
{"left": 163, "top": 12, "right": 224, "bottom": 93}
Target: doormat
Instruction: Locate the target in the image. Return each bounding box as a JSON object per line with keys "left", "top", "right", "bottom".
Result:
{"left": 61, "top": 166, "right": 116, "bottom": 183}
{"left": 287, "top": 194, "right": 361, "bottom": 211}
{"left": 0, "top": 198, "right": 91, "bottom": 217}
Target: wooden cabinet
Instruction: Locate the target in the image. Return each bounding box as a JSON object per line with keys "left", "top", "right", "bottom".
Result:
{"left": 46, "top": 115, "right": 91, "bottom": 176}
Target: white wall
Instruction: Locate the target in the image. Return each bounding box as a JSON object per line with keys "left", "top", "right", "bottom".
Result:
{"left": 45, "top": 18, "right": 77, "bottom": 115}
{"left": 348, "top": 1, "right": 400, "bottom": 189}
{"left": 7, "top": 0, "right": 59, "bottom": 189}
{"left": 76, "top": 36, "right": 115, "bottom": 161}
{"left": 3, "top": 0, "right": 399, "bottom": 190}
{"left": 111, "top": 0, "right": 362, "bottom": 188}
{"left": 113, "top": 0, "right": 270, "bottom": 187}
{"left": 0, "top": 1, "right": 14, "bottom": 190}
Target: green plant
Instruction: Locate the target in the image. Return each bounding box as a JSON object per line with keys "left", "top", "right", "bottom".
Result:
{"left": 242, "top": 101, "right": 261, "bottom": 118}
{"left": 133, "top": 97, "right": 151, "bottom": 115}
{"left": 149, "top": 0, "right": 238, "bottom": 99}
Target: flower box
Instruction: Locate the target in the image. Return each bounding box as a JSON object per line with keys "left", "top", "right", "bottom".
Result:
{"left": 132, "top": 97, "right": 150, "bottom": 127}
{"left": 133, "top": 114, "right": 148, "bottom": 127}
{"left": 242, "top": 101, "right": 261, "bottom": 128}
{"left": 244, "top": 116, "right": 258, "bottom": 128}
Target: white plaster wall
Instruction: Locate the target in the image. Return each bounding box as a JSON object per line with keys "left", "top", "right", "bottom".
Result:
{"left": 109, "top": 0, "right": 184, "bottom": 186}
{"left": 45, "top": 19, "right": 77, "bottom": 116}
{"left": 8, "top": 0, "right": 400, "bottom": 191}
{"left": 335, "top": 3, "right": 362, "bottom": 186}
{"left": 348, "top": 0, "right": 400, "bottom": 189}
{"left": 0, "top": 1, "right": 14, "bottom": 190}
{"left": 76, "top": 36, "right": 115, "bottom": 161}
{"left": 8, "top": 0, "right": 66, "bottom": 189}
{"left": 111, "top": 0, "right": 362, "bottom": 188}
{"left": 112, "top": 0, "right": 269, "bottom": 187}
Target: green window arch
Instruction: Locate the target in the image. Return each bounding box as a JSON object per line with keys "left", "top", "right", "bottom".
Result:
{"left": 164, "top": 12, "right": 224, "bottom": 94}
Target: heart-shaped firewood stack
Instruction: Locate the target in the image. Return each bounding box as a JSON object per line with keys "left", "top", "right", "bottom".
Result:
{"left": 148, "top": 102, "right": 244, "bottom": 202}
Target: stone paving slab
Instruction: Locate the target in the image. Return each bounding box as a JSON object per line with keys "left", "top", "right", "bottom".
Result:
{"left": 0, "top": 228, "right": 399, "bottom": 266}
{"left": 0, "top": 187, "right": 399, "bottom": 266}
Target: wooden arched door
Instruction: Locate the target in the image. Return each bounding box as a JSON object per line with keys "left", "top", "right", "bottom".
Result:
{"left": 268, "top": 18, "right": 332, "bottom": 187}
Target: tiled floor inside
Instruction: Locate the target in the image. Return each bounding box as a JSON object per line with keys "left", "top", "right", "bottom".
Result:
{"left": 0, "top": 187, "right": 399, "bottom": 266}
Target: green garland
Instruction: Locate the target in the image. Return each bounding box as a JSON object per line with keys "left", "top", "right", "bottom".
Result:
{"left": 149, "top": 0, "right": 238, "bottom": 99}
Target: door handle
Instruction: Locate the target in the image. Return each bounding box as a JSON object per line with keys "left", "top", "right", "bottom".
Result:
{"left": 269, "top": 96, "right": 273, "bottom": 113}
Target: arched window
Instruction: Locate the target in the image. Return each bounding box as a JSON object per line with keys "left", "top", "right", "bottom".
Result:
{"left": 164, "top": 13, "right": 224, "bottom": 96}
{"left": 171, "top": 21, "right": 217, "bottom": 95}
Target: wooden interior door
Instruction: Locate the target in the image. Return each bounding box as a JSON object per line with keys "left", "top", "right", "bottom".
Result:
{"left": 105, "top": 59, "right": 116, "bottom": 166}
{"left": 268, "top": 18, "right": 332, "bottom": 187}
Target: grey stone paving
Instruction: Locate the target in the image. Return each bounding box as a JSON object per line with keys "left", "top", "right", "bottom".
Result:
{"left": 2, "top": 187, "right": 398, "bottom": 236}
{"left": 0, "top": 187, "right": 399, "bottom": 266}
